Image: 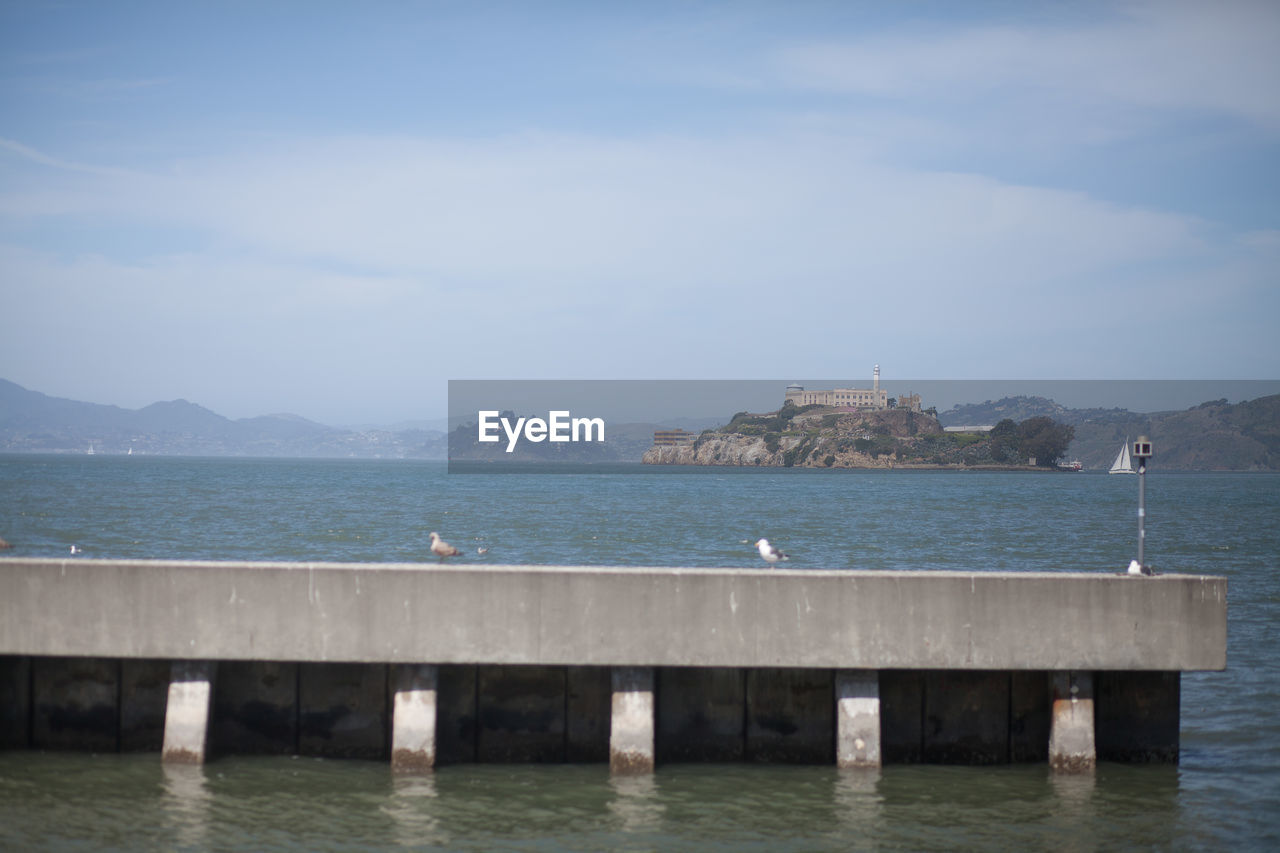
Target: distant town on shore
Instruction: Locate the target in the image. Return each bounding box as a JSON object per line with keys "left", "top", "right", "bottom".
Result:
{"left": 2, "top": 376, "right": 1276, "bottom": 471}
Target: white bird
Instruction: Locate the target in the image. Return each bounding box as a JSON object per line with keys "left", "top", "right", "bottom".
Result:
{"left": 1127, "top": 559, "right": 1151, "bottom": 576}
{"left": 429, "top": 532, "right": 461, "bottom": 559}
{"left": 69, "top": 545, "right": 82, "bottom": 555}
{"left": 477, "top": 547, "right": 488, "bottom": 555}
{"left": 755, "top": 538, "right": 788, "bottom": 565}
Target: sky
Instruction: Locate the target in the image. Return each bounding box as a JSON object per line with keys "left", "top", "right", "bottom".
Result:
{"left": 2, "top": 0, "right": 1278, "bottom": 426}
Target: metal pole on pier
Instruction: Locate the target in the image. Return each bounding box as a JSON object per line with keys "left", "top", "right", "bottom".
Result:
{"left": 1134, "top": 436, "right": 1153, "bottom": 572}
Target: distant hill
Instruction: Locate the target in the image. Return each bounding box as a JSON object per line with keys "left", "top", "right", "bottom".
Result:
{"left": 940, "top": 394, "right": 1279, "bottom": 470}
{"left": 938, "top": 395, "right": 1132, "bottom": 428}
{"left": 0, "top": 379, "right": 447, "bottom": 459}
{"left": 4, "top": 379, "right": 1275, "bottom": 468}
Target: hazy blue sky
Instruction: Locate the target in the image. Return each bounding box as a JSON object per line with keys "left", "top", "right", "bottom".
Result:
{"left": 2, "top": 1, "right": 1277, "bottom": 425}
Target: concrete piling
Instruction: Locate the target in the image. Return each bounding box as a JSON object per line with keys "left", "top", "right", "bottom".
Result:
{"left": 836, "top": 669, "right": 881, "bottom": 768}
{"left": 162, "top": 660, "right": 216, "bottom": 764}
{"left": 390, "top": 664, "right": 438, "bottom": 773}
{"left": 609, "top": 667, "right": 655, "bottom": 774}
{"left": 1049, "top": 670, "right": 1096, "bottom": 772}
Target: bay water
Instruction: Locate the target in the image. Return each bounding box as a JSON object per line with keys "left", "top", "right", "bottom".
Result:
{"left": 1, "top": 456, "right": 1277, "bottom": 850}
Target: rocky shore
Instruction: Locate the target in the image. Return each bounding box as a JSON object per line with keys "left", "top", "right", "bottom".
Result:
{"left": 642, "top": 406, "right": 1052, "bottom": 469}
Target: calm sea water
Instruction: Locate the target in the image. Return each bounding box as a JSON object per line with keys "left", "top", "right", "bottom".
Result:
{"left": 1, "top": 455, "right": 1278, "bottom": 850}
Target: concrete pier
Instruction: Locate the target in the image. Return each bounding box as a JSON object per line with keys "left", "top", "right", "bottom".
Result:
{"left": 162, "top": 661, "right": 215, "bottom": 764}
{"left": 0, "top": 558, "right": 1227, "bottom": 770}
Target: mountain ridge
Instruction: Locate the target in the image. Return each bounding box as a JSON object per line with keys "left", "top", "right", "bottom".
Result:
{"left": 2, "top": 379, "right": 1276, "bottom": 468}
{"left": 939, "top": 394, "right": 1279, "bottom": 470}
{"left": 0, "top": 379, "right": 446, "bottom": 458}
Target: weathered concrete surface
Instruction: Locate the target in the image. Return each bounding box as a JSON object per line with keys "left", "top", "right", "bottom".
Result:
{"left": 658, "top": 667, "right": 745, "bottom": 762}
{"left": 1049, "top": 671, "right": 1096, "bottom": 772}
{"left": 32, "top": 656, "right": 118, "bottom": 751}
{"left": 302, "top": 662, "right": 387, "bottom": 759}
{"left": 0, "top": 656, "right": 31, "bottom": 748}
{"left": 390, "top": 664, "right": 436, "bottom": 772}
{"left": 2, "top": 655, "right": 1195, "bottom": 767}
{"left": 123, "top": 659, "right": 170, "bottom": 752}
{"left": 435, "top": 664, "right": 478, "bottom": 765}
{"left": 1096, "top": 671, "right": 1180, "bottom": 763}
{"left": 836, "top": 670, "right": 880, "bottom": 768}
{"left": 747, "top": 668, "right": 833, "bottom": 763}
{"left": 211, "top": 661, "right": 297, "bottom": 755}
{"left": 477, "top": 665, "right": 567, "bottom": 762}
{"left": 567, "top": 666, "right": 611, "bottom": 762}
{"left": 0, "top": 559, "right": 1227, "bottom": 671}
{"left": 1010, "top": 671, "right": 1051, "bottom": 763}
{"left": 610, "top": 667, "right": 655, "bottom": 774}
{"left": 879, "top": 670, "right": 924, "bottom": 763}
{"left": 162, "top": 660, "right": 215, "bottom": 764}
{"left": 924, "top": 671, "right": 1010, "bottom": 764}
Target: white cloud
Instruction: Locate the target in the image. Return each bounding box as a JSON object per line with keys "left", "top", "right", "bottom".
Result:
{"left": 5, "top": 126, "right": 1272, "bottom": 401}
{"left": 771, "top": 1, "right": 1280, "bottom": 134}
{"left": 5, "top": 131, "right": 1208, "bottom": 290}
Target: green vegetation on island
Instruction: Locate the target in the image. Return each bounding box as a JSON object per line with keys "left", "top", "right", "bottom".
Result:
{"left": 644, "top": 401, "right": 1075, "bottom": 469}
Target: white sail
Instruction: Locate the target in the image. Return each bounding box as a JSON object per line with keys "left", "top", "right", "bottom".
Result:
{"left": 1109, "top": 439, "right": 1134, "bottom": 474}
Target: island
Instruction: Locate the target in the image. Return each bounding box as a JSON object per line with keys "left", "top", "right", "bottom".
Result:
{"left": 643, "top": 400, "right": 1075, "bottom": 469}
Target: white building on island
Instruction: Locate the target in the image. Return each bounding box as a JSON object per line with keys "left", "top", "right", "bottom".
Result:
{"left": 784, "top": 365, "right": 921, "bottom": 412}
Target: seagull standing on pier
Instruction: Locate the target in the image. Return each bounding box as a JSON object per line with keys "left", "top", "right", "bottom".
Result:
{"left": 429, "top": 532, "right": 462, "bottom": 560}
{"left": 755, "top": 538, "right": 788, "bottom": 566}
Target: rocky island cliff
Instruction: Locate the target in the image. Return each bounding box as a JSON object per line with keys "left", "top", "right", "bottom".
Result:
{"left": 643, "top": 405, "right": 1072, "bottom": 469}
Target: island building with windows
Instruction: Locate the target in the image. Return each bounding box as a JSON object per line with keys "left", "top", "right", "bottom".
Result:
{"left": 652, "top": 429, "right": 697, "bottom": 446}
{"left": 784, "top": 365, "right": 922, "bottom": 412}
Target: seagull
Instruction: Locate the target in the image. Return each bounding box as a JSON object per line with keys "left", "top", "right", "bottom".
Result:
{"left": 477, "top": 546, "right": 489, "bottom": 555}
{"left": 429, "top": 532, "right": 462, "bottom": 559}
{"left": 69, "top": 545, "right": 82, "bottom": 555}
{"left": 1127, "top": 559, "right": 1152, "bottom": 576}
{"left": 755, "top": 538, "right": 788, "bottom": 565}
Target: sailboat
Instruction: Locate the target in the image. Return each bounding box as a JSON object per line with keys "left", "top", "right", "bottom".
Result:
{"left": 1109, "top": 438, "right": 1135, "bottom": 474}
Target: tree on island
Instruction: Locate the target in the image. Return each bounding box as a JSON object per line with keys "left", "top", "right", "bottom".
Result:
{"left": 988, "top": 419, "right": 1020, "bottom": 462}
{"left": 1016, "top": 416, "right": 1076, "bottom": 467}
